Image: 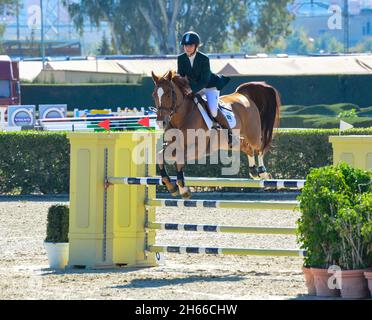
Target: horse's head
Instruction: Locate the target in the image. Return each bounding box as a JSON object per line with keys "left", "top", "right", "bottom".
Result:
{"left": 151, "top": 70, "right": 176, "bottom": 126}
{"left": 151, "top": 70, "right": 190, "bottom": 127}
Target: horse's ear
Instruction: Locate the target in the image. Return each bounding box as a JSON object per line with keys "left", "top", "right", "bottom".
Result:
{"left": 165, "top": 70, "right": 172, "bottom": 81}
{"left": 151, "top": 71, "right": 160, "bottom": 83}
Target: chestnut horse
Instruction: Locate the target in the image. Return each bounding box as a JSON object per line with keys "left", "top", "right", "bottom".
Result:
{"left": 151, "top": 70, "right": 280, "bottom": 199}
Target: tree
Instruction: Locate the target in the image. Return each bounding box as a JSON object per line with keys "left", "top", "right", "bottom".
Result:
{"left": 314, "top": 33, "right": 344, "bottom": 53}
{"left": 232, "top": 36, "right": 264, "bottom": 55}
{"left": 63, "top": 0, "right": 154, "bottom": 54}
{"left": 0, "top": 0, "right": 19, "bottom": 52}
{"left": 0, "top": 0, "right": 18, "bottom": 12}
{"left": 253, "top": 0, "right": 294, "bottom": 50}
{"left": 278, "top": 28, "right": 315, "bottom": 55}
{"left": 97, "top": 32, "right": 113, "bottom": 55}
{"left": 352, "top": 38, "right": 372, "bottom": 53}
{"left": 64, "top": 0, "right": 294, "bottom": 55}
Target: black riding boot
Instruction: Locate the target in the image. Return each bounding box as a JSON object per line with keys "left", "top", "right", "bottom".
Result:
{"left": 214, "top": 109, "right": 233, "bottom": 148}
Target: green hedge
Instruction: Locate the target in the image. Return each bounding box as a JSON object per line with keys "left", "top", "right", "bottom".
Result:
{"left": 0, "top": 131, "right": 70, "bottom": 194}
{"left": 1, "top": 129, "right": 371, "bottom": 194}
{"left": 279, "top": 103, "right": 372, "bottom": 128}
{"left": 281, "top": 103, "right": 362, "bottom": 116}
{"left": 21, "top": 74, "right": 372, "bottom": 110}
{"left": 280, "top": 115, "right": 372, "bottom": 128}
{"left": 178, "top": 129, "right": 338, "bottom": 182}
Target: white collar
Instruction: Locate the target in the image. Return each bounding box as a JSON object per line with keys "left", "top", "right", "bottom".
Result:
{"left": 188, "top": 52, "right": 197, "bottom": 67}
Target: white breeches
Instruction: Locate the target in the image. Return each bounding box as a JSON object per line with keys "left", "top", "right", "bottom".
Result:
{"left": 199, "top": 87, "right": 220, "bottom": 118}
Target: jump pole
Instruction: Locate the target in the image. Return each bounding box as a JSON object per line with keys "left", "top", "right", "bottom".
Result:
{"left": 148, "top": 245, "right": 304, "bottom": 257}
{"left": 147, "top": 222, "right": 296, "bottom": 235}
{"left": 109, "top": 177, "right": 306, "bottom": 189}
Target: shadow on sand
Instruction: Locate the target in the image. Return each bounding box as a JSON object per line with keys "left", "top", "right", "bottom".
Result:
{"left": 110, "top": 275, "right": 245, "bottom": 289}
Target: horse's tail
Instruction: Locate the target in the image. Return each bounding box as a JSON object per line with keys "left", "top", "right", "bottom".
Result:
{"left": 235, "top": 82, "right": 281, "bottom": 153}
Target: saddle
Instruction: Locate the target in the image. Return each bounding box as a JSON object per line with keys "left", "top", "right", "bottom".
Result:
{"left": 193, "top": 94, "right": 232, "bottom": 129}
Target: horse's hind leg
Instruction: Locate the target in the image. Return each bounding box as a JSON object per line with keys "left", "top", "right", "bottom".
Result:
{"left": 257, "top": 152, "right": 271, "bottom": 179}
{"left": 241, "top": 139, "right": 259, "bottom": 179}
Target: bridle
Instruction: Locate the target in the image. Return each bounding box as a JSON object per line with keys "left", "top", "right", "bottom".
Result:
{"left": 151, "top": 80, "right": 180, "bottom": 153}
{"left": 151, "top": 80, "right": 179, "bottom": 124}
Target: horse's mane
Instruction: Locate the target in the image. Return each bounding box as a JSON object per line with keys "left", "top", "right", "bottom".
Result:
{"left": 170, "top": 72, "right": 190, "bottom": 94}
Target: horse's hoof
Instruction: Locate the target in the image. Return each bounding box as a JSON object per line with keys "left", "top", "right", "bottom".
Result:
{"left": 162, "top": 178, "right": 179, "bottom": 196}
{"left": 249, "top": 173, "right": 260, "bottom": 180}
{"left": 166, "top": 183, "right": 179, "bottom": 196}
{"left": 248, "top": 166, "right": 259, "bottom": 179}
{"left": 181, "top": 191, "right": 192, "bottom": 199}
{"left": 258, "top": 166, "right": 270, "bottom": 179}
{"left": 169, "top": 186, "right": 179, "bottom": 197}
{"left": 177, "top": 184, "right": 191, "bottom": 199}
{"left": 259, "top": 172, "right": 271, "bottom": 179}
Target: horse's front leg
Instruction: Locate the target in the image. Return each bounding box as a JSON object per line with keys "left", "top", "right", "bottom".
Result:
{"left": 156, "top": 149, "right": 179, "bottom": 197}
{"left": 175, "top": 163, "right": 191, "bottom": 199}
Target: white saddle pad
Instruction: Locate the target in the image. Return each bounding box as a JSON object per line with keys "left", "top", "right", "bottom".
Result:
{"left": 220, "top": 105, "right": 237, "bottom": 128}
{"left": 194, "top": 97, "right": 237, "bottom": 129}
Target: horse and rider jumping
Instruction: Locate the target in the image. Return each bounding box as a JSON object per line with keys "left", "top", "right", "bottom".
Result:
{"left": 151, "top": 31, "right": 281, "bottom": 199}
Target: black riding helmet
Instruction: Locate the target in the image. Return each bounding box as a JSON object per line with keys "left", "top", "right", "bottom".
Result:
{"left": 180, "top": 31, "right": 201, "bottom": 46}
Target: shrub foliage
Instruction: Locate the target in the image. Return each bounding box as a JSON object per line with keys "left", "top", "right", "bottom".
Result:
{"left": 45, "top": 204, "right": 69, "bottom": 243}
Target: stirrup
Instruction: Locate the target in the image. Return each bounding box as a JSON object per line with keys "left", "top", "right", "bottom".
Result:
{"left": 211, "top": 121, "right": 220, "bottom": 129}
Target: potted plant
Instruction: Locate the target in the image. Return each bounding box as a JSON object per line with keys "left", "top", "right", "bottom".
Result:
{"left": 363, "top": 218, "right": 372, "bottom": 296}
{"left": 301, "top": 264, "right": 316, "bottom": 296}
{"left": 297, "top": 163, "right": 371, "bottom": 298}
{"left": 334, "top": 193, "right": 372, "bottom": 299}
{"left": 44, "top": 204, "right": 69, "bottom": 269}
{"left": 297, "top": 164, "right": 346, "bottom": 297}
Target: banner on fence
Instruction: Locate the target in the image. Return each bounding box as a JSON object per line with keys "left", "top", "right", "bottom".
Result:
{"left": 39, "top": 104, "right": 67, "bottom": 119}
{"left": 8, "top": 105, "right": 35, "bottom": 127}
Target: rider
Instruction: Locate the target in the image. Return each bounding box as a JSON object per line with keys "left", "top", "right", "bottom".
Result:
{"left": 177, "top": 31, "right": 233, "bottom": 147}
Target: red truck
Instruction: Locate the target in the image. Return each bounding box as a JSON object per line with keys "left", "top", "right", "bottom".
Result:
{"left": 0, "top": 55, "right": 21, "bottom": 107}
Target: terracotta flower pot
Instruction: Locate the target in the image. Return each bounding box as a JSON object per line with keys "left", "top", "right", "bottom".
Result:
{"left": 311, "top": 268, "right": 340, "bottom": 297}
{"left": 339, "top": 269, "right": 370, "bottom": 299}
{"left": 302, "top": 266, "right": 316, "bottom": 295}
{"left": 364, "top": 271, "right": 372, "bottom": 298}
